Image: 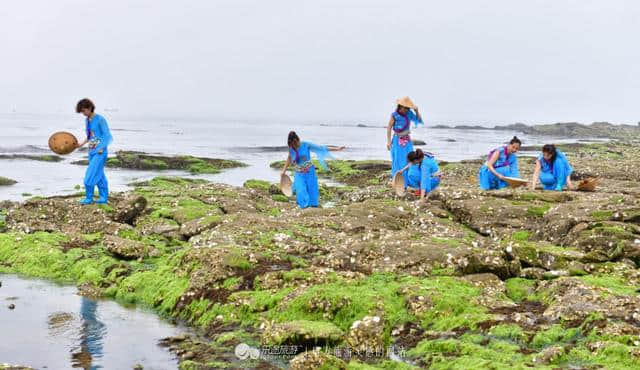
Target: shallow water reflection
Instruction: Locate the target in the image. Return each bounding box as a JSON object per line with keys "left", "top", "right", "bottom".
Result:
{"left": 0, "top": 274, "right": 184, "bottom": 369}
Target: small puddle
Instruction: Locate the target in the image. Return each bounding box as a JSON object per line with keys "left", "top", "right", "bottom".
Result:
{"left": 0, "top": 274, "right": 186, "bottom": 369}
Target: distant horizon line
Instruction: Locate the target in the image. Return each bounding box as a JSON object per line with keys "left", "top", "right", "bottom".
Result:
{"left": 0, "top": 111, "right": 637, "bottom": 127}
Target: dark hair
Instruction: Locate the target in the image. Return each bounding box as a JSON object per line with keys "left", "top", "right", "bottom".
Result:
{"left": 76, "top": 98, "right": 95, "bottom": 113}
{"left": 287, "top": 131, "right": 300, "bottom": 148}
{"left": 510, "top": 136, "right": 522, "bottom": 145}
{"left": 542, "top": 144, "right": 557, "bottom": 163}
{"left": 407, "top": 148, "right": 425, "bottom": 162}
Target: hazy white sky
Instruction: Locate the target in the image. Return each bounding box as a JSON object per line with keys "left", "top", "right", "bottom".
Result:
{"left": 1, "top": 0, "right": 638, "bottom": 124}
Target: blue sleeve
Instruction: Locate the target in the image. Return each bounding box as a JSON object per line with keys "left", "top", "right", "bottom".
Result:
{"left": 553, "top": 152, "right": 572, "bottom": 190}
{"left": 509, "top": 153, "right": 520, "bottom": 178}
{"left": 95, "top": 116, "right": 113, "bottom": 151}
{"left": 408, "top": 109, "right": 423, "bottom": 127}
{"left": 304, "top": 141, "right": 332, "bottom": 171}
{"left": 421, "top": 159, "right": 438, "bottom": 192}
{"left": 420, "top": 163, "right": 429, "bottom": 192}
{"left": 432, "top": 159, "right": 440, "bottom": 174}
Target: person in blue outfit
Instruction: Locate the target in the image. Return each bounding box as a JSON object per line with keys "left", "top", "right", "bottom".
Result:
{"left": 71, "top": 297, "right": 105, "bottom": 369}
{"left": 75, "top": 99, "right": 113, "bottom": 205}
{"left": 386, "top": 96, "right": 423, "bottom": 188}
{"left": 280, "top": 131, "right": 344, "bottom": 209}
{"left": 400, "top": 149, "right": 442, "bottom": 202}
{"left": 530, "top": 144, "right": 574, "bottom": 191}
{"left": 478, "top": 136, "right": 522, "bottom": 190}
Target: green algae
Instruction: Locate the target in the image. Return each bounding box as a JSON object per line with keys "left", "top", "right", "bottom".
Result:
{"left": 505, "top": 278, "right": 537, "bottom": 302}
{"left": 578, "top": 275, "right": 639, "bottom": 297}
{"left": 0, "top": 231, "right": 189, "bottom": 319}
{"left": 409, "top": 334, "right": 532, "bottom": 369}
{"left": 512, "top": 231, "right": 531, "bottom": 242}
{"left": 243, "top": 179, "right": 271, "bottom": 191}
{"left": 271, "top": 194, "right": 289, "bottom": 202}
{"left": 265, "top": 320, "right": 344, "bottom": 345}
{"left": 0, "top": 232, "right": 117, "bottom": 285}
{"left": 527, "top": 204, "right": 551, "bottom": 217}
{"left": 140, "top": 158, "right": 170, "bottom": 170}
{"left": 590, "top": 210, "right": 614, "bottom": 221}
{"left": 0, "top": 176, "right": 17, "bottom": 186}
{"left": 100, "top": 151, "right": 247, "bottom": 174}
{"left": 347, "top": 360, "right": 419, "bottom": 370}
{"left": 488, "top": 324, "right": 528, "bottom": 345}
{"left": 282, "top": 269, "right": 312, "bottom": 282}
{"left": 531, "top": 325, "right": 581, "bottom": 349}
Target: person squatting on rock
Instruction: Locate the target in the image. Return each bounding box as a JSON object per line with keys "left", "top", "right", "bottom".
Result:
{"left": 478, "top": 136, "right": 521, "bottom": 190}
{"left": 280, "top": 131, "right": 344, "bottom": 209}
{"left": 75, "top": 98, "right": 113, "bottom": 205}
{"left": 529, "top": 144, "right": 574, "bottom": 191}
{"left": 387, "top": 96, "right": 423, "bottom": 189}
{"left": 400, "top": 149, "right": 442, "bottom": 202}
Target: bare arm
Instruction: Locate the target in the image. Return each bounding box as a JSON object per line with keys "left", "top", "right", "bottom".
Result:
{"left": 486, "top": 151, "right": 505, "bottom": 180}
{"left": 529, "top": 160, "right": 541, "bottom": 190}
{"left": 566, "top": 176, "right": 574, "bottom": 190}
{"left": 327, "top": 145, "right": 345, "bottom": 151}
{"left": 386, "top": 116, "right": 394, "bottom": 150}
{"left": 77, "top": 138, "right": 88, "bottom": 148}
{"left": 281, "top": 154, "right": 291, "bottom": 175}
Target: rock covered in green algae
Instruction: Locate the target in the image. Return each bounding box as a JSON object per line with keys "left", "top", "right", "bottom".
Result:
{"left": 72, "top": 150, "right": 247, "bottom": 174}
{"left": 289, "top": 350, "right": 347, "bottom": 370}
{"left": 0, "top": 176, "right": 17, "bottom": 186}
{"left": 2, "top": 138, "right": 640, "bottom": 369}
{"left": 345, "top": 315, "right": 386, "bottom": 354}
{"left": 112, "top": 195, "right": 147, "bottom": 224}
{"left": 270, "top": 159, "right": 391, "bottom": 187}
{"left": 103, "top": 235, "right": 154, "bottom": 260}
{"left": 261, "top": 320, "right": 344, "bottom": 346}
{"left": 0, "top": 365, "right": 35, "bottom": 370}
{"left": 0, "top": 154, "right": 64, "bottom": 162}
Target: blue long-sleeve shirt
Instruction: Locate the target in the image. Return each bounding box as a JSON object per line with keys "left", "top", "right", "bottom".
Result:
{"left": 408, "top": 155, "right": 439, "bottom": 192}
{"left": 86, "top": 114, "right": 113, "bottom": 153}
{"left": 288, "top": 141, "right": 332, "bottom": 171}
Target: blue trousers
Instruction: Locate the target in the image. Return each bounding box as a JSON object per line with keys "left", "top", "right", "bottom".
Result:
{"left": 478, "top": 165, "right": 513, "bottom": 190}
{"left": 390, "top": 135, "right": 414, "bottom": 187}
{"left": 407, "top": 176, "right": 441, "bottom": 194}
{"left": 540, "top": 172, "right": 564, "bottom": 191}
{"left": 294, "top": 167, "right": 319, "bottom": 209}
{"left": 84, "top": 151, "right": 108, "bottom": 201}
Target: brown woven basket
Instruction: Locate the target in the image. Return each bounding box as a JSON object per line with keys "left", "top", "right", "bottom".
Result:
{"left": 280, "top": 174, "right": 293, "bottom": 197}
{"left": 504, "top": 177, "right": 528, "bottom": 188}
{"left": 392, "top": 171, "right": 405, "bottom": 196}
{"left": 577, "top": 178, "right": 599, "bottom": 192}
{"left": 48, "top": 131, "right": 78, "bottom": 155}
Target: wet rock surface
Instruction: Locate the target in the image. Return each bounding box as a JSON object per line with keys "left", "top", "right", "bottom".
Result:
{"left": 2, "top": 139, "right": 640, "bottom": 368}
{"left": 0, "top": 177, "right": 17, "bottom": 186}
{"left": 72, "top": 150, "right": 247, "bottom": 174}
{"left": 433, "top": 121, "right": 640, "bottom": 139}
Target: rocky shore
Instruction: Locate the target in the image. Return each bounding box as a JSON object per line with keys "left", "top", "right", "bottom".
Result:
{"left": 433, "top": 121, "right": 640, "bottom": 140}
{"left": 1, "top": 138, "right": 640, "bottom": 369}
{"left": 72, "top": 151, "right": 247, "bottom": 174}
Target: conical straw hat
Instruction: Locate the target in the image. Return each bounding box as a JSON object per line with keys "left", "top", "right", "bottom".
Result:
{"left": 280, "top": 174, "right": 293, "bottom": 197}
{"left": 48, "top": 131, "right": 79, "bottom": 155}
{"left": 392, "top": 172, "right": 405, "bottom": 196}
{"left": 396, "top": 96, "right": 417, "bottom": 110}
